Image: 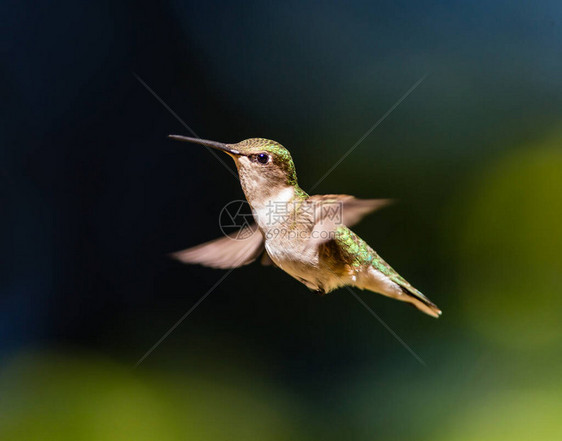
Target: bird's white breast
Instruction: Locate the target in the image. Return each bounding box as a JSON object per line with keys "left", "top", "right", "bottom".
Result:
{"left": 251, "top": 186, "right": 296, "bottom": 232}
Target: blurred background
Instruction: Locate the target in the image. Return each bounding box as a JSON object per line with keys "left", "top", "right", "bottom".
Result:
{"left": 2, "top": 0, "right": 562, "bottom": 439}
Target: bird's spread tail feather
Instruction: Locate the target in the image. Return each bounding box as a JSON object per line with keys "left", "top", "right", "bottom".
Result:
{"left": 398, "top": 286, "right": 442, "bottom": 318}
{"left": 357, "top": 266, "right": 442, "bottom": 318}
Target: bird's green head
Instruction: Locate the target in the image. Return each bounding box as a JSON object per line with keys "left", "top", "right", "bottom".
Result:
{"left": 230, "top": 137, "right": 298, "bottom": 186}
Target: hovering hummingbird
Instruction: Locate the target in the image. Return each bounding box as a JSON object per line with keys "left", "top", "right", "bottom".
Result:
{"left": 168, "top": 135, "right": 441, "bottom": 317}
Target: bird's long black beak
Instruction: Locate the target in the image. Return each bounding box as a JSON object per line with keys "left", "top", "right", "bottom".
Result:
{"left": 168, "top": 135, "right": 241, "bottom": 156}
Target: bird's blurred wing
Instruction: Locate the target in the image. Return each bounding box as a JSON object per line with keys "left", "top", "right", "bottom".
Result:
{"left": 309, "top": 194, "right": 393, "bottom": 227}
{"left": 171, "top": 223, "right": 264, "bottom": 269}
{"left": 306, "top": 195, "right": 393, "bottom": 249}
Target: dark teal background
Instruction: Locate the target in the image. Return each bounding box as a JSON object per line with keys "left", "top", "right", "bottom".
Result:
{"left": 2, "top": 1, "right": 562, "bottom": 439}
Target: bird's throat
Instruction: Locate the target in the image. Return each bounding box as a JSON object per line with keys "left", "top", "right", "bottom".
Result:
{"left": 244, "top": 184, "right": 302, "bottom": 232}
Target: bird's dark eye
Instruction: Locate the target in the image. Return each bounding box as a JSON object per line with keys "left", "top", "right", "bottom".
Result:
{"left": 257, "top": 153, "right": 269, "bottom": 164}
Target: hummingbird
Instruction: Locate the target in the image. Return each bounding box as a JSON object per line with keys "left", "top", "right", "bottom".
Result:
{"left": 168, "top": 135, "right": 441, "bottom": 318}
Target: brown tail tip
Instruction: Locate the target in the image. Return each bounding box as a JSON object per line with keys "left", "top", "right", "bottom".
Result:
{"left": 418, "top": 301, "right": 442, "bottom": 318}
